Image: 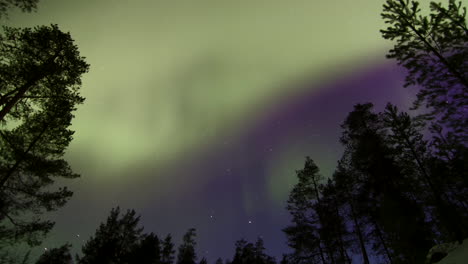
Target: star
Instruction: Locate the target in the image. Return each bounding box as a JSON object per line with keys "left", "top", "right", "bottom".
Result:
{"left": 248, "top": 220, "right": 252, "bottom": 224}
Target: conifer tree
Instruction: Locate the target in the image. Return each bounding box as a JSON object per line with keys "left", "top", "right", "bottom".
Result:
{"left": 35, "top": 244, "right": 72, "bottom": 264}
{"left": 231, "top": 238, "right": 276, "bottom": 264}
{"left": 283, "top": 157, "right": 327, "bottom": 264}
{"left": 381, "top": 0, "right": 468, "bottom": 144}
{"left": 131, "top": 232, "right": 162, "bottom": 264}
{"left": 161, "top": 234, "right": 176, "bottom": 264}
{"left": 0, "top": 23, "right": 88, "bottom": 249}
{"left": 77, "top": 207, "right": 144, "bottom": 264}
{"left": 0, "top": 0, "right": 39, "bottom": 18}
{"left": 382, "top": 103, "right": 468, "bottom": 242}
{"left": 339, "top": 103, "right": 434, "bottom": 262}
{"left": 177, "top": 228, "right": 197, "bottom": 264}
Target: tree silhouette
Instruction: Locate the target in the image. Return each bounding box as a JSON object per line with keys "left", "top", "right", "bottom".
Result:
{"left": 161, "top": 234, "right": 176, "bottom": 264}
{"left": 340, "top": 103, "right": 434, "bottom": 262}
{"left": 231, "top": 238, "right": 276, "bottom": 264}
{"left": 381, "top": 0, "right": 467, "bottom": 145}
{"left": 382, "top": 103, "right": 468, "bottom": 243}
{"left": 199, "top": 257, "right": 208, "bottom": 264}
{"left": 0, "top": 0, "right": 39, "bottom": 18}
{"left": 332, "top": 160, "right": 371, "bottom": 264}
{"left": 130, "top": 232, "right": 162, "bottom": 264}
{"left": 283, "top": 157, "right": 328, "bottom": 264}
{"left": 317, "top": 179, "right": 351, "bottom": 264}
{"left": 0, "top": 24, "right": 88, "bottom": 123}
{"left": 77, "top": 207, "right": 144, "bottom": 264}
{"left": 35, "top": 244, "right": 72, "bottom": 264}
{"left": 177, "top": 228, "right": 197, "bottom": 264}
{"left": 0, "top": 24, "right": 88, "bottom": 247}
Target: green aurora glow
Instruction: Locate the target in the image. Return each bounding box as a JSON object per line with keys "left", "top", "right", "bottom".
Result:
{"left": 3, "top": 0, "right": 408, "bottom": 259}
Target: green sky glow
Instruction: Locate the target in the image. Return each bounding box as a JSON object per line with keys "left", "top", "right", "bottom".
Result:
{"left": 6, "top": 0, "right": 391, "bottom": 179}
{"left": 3, "top": 1, "right": 417, "bottom": 260}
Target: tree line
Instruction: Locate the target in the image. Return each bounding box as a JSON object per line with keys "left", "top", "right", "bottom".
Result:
{"left": 0, "top": 0, "right": 466, "bottom": 263}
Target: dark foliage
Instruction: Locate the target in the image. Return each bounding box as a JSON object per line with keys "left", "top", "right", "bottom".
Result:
{"left": 0, "top": 0, "right": 39, "bottom": 18}
{"left": 0, "top": 23, "right": 88, "bottom": 250}
{"left": 78, "top": 207, "right": 156, "bottom": 264}
{"left": 231, "top": 238, "right": 276, "bottom": 264}
{"left": 161, "top": 234, "right": 176, "bottom": 264}
{"left": 177, "top": 228, "right": 197, "bottom": 264}
{"left": 35, "top": 244, "right": 72, "bottom": 264}
{"left": 381, "top": 0, "right": 468, "bottom": 145}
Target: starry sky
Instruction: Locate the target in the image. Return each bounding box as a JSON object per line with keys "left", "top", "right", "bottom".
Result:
{"left": 5, "top": 0, "right": 418, "bottom": 262}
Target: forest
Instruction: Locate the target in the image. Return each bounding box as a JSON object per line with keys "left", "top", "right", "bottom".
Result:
{"left": 0, "top": 0, "right": 467, "bottom": 263}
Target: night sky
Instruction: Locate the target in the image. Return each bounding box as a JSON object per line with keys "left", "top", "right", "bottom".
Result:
{"left": 6, "top": 0, "right": 418, "bottom": 262}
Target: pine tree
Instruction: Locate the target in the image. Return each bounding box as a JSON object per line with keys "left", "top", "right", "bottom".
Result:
{"left": 35, "top": 244, "right": 72, "bottom": 264}
{"left": 339, "top": 103, "right": 434, "bottom": 262}
{"left": 332, "top": 156, "right": 371, "bottom": 264}
{"left": 382, "top": 103, "right": 468, "bottom": 243}
{"left": 161, "top": 234, "right": 176, "bottom": 264}
{"left": 318, "top": 179, "right": 351, "bottom": 264}
{"left": 381, "top": 0, "right": 468, "bottom": 145}
{"left": 231, "top": 238, "right": 276, "bottom": 264}
{"left": 283, "top": 157, "right": 327, "bottom": 264}
{"left": 199, "top": 257, "right": 208, "bottom": 264}
{"left": 77, "top": 207, "right": 144, "bottom": 264}
{"left": 177, "top": 228, "right": 197, "bottom": 264}
{"left": 0, "top": 24, "right": 88, "bottom": 247}
{"left": 131, "top": 232, "right": 162, "bottom": 264}
{"left": 0, "top": 0, "right": 39, "bottom": 18}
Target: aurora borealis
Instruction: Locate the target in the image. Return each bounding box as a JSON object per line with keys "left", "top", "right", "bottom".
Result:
{"left": 5, "top": 0, "right": 417, "bottom": 261}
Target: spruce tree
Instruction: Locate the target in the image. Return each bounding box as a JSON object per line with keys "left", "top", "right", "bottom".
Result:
{"left": 339, "top": 103, "right": 434, "bottom": 262}
{"left": 283, "top": 157, "right": 327, "bottom": 264}
{"left": 161, "top": 234, "right": 176, "bottom": 264}
{"left": 77, "top": 207, "right": 144, "bottom": 264}
{"left": 176, "top": 228, "right": 197, "bottom": 264}
{"left": 35, "top": 244, "right": 72, "bottom": 264}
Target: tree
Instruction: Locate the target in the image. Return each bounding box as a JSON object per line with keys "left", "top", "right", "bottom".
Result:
{"left": 131, "top": 232, "right": 162, "bottom": 264}
{"left": 0, "top": 249, "right": 30, "bottom": 264}
{"left": 0, "top": 0, "right": 39, "bottom": 18}
{"left": 317, "top": 180, "right": 351, "bottom": 264}
{"left": 283, "top": 157, "right": 327, "bottom": 264}
{"left": 339, "top": 103, "right": 434, "bottom": 262}
{"left": 161, "top": 234, "right": 176, "bottom": 264}
{"left": 199, "top": 257, "right": 208, "bottom": 264}
{"left": 215, "top": 258, "right": 224, "bottom": 264}
{"left": 0, "top": 24, "right": 88, "bottom": 247}
{"left": 332, "top": 156, "right": 371, "bottom": 264}
{"left": 381, "top": 0, "right": 467, "bottom": 145}
{"left": 0, "top": 24, "right": 88, "bottom": 123}
{"left": 77, "top": 207, "right": 144, "bottom": 264}
{"left": 177, "top": 228, "right": 197, "bottom": 264}
{"left": 231, "top": 238, "right": 276, "bottom": 264}
{"left": 382, "top": 103, "right": 468, "bottom": 243}
{"left": 35, "top": 244, "right": 72, "bottom": 264}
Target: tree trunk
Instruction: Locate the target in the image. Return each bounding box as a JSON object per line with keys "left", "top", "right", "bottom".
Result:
{"left": 349, "top": 202, "right": 370, "bottom": 264}
{"left": 372, "top": 218, "right": 393, "bottom": 264}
